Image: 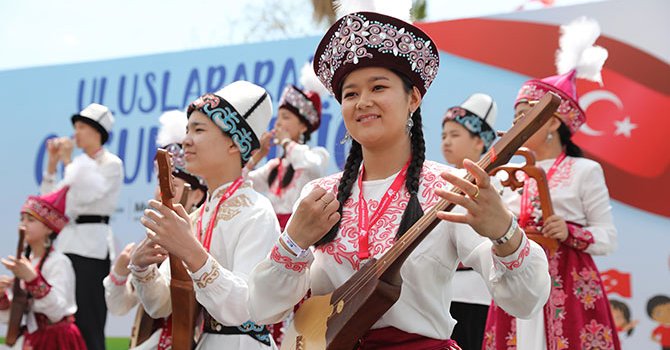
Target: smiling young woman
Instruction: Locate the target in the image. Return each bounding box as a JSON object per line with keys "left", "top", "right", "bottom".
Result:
{"left": 247, "top": 3, "right": 551, "bottom": 349}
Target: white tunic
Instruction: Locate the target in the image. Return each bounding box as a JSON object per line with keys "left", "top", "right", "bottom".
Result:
{"left": 0, "top": 251, "right": 78, "bottom": 348}
{"left": 132, "top": 180, "right": 280, "bottom": 350}
{"left": 248, "top": 142, "right": 329, "bottom": 215}
{"left": 500, "top": 156, "right": 618, "bottom": 350}
{"left": 103, "top": 271, "right": 162, "bottom": 349}
{"left": 248, "top": 160, "right": 551, "bottom": 340}
{"left": 41, "top": 149, "right": 123, "bottom": 260}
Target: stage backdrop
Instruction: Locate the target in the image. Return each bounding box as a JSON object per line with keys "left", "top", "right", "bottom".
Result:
{"left": 0, "top": 0, "right": 666, "bottom": 347}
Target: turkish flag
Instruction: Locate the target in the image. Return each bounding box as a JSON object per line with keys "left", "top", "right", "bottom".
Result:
{"left": 600, "top": 269, "right": 632, "bottom": 298}
{"left": 420, "top": 19, "right": 670, "bottom": 217}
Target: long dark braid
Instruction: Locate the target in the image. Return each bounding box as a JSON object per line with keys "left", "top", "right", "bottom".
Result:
{"left": 24, "top": 232, "right": 57, "bottom": 274}
{"left": 396, "top": 106, "right": 426, "bottom": 238}
{"left": 315, "top": 70, "right": 425, "bottom": 246}
{"left": 267, "top": 130, "right": 312, "bottom": 189}
{"left": 315, "top": 140, "right": 363, "bottom": 246}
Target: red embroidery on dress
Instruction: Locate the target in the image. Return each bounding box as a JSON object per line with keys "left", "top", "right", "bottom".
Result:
{"left": 270, "top": 245, "right": 308, "bottom": 273}
{"left": 315, "top": 162, "right": 450, "bottom": 270}
{"left": 25, "top": 274, "right": 51, "bottom": 299}
{"left": 579, "top": 319, "right": 614, "bottom": 349}
{"left": 545, "top": 250, "right": 570, "bottom": 350}
{"left": 565, "top": 223, "right": 594, "bottom": 251}
{"left": 505, "top": 318, "right": 517, "bottom": 349}
{"left": 571, "top": 267, "right": 604, "bottom": 310}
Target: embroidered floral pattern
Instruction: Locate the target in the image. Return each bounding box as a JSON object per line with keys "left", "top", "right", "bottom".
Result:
{"left": 195, "top": 260, "right": 221, "bottom": 289}
{"left": 134, "top": 266, "right": 158, "bottom": 284}
{"left": 22, "top": 198, "right": 69, "bottom": 233}
{"left": 188, "top": 93, "right": 260, "bottom": 162}
{"left": 215, "top": 194, "right": 253, "bottom": 221}
{"left": 516, "top": 82, "right": 584, "bottom": 134}
{"left": 25, "top": 274, "right": 51, "bottom": 299}
{"left": 545, "top": 250, "right": 570, "bottom": 350}
{"left": 315, "top": 162, "right": 450, "bottom": 270}
{"left": 564, "top": 223, "right": 594, "bottom": 251}
{"left": 316, "top": 12, "right": 439, "bottom": 95}
{"left": 572, "top": 267, "right": 603, "bottom": 310}
{"left": 579, "top": 319, "right": 614, "bottom": 349}
{"left": 443, "top": 107, "right": 496, "bottom": 150}
{"left": 499, "top": 238, "right": 531, "bottom": 271}
{"left": 270, "top": 245, "right": 308, "bottom": 273}
{"left": 280, "top": 86, "right": 319, "bottom": 128}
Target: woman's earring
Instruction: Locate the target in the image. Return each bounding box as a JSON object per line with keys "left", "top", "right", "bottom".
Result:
{"left": 406, "top": 111, "right": 414, "bottom": 136}
{"left": 340, "top": 131, "right": 351, "bottom": 145}
{"left": 546, "top": 132, "right": 554, "bottom": 143}
{"left": 299, "top": 133, "right": 305, "bottom": 144}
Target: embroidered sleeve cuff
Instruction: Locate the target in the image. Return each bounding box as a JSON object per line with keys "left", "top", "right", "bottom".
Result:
{"left": 109, "top": 270, "right": 129, "bottom": 286}
{"left": 189, "top": 255, "right": 222, "bottom": 290}
{"left": 25, "top": 274, "right": 52, "bottom": 299}
{"left": 492, "top": 233, "right": 531, "bottom": 273}
{"left": 563, "top": 223, "right": 594, "bottom": 251}
{"left": 0, "top": 292, "right": 10, "bottom": 310}
{"left": 131, "top": 265, "right": 159, "bottom": 284}
{"left": 270, "top": 243, "right": 313, "bottom": 275}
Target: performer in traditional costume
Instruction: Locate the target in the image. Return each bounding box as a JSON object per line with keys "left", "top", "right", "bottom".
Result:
{"left": 41, "top": 102, "right": 123, "bottom": 350}
{"left": 0, "top": 159, "right": 101, "bottom": 350}
{"left": 441, "top": 93, "right": 497, "bottom": 349}
{"left": 247, "top": 2, "right": 551, "bottom": 349}
{"left": 130, "top": 81, "right": 281, "bottom": 349}
{"left": 483, "top": 17, "right": 621, "bottom": 350}
{"left": 246, "top": 74, "right": 330, "bottom": 231}
{"left": 103, "top": 110, "right": 207, "bottom": 350}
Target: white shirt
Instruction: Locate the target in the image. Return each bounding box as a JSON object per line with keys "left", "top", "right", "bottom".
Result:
{"left": 103, "top": 272, "right": 162, "bottom": 349}
{"left": 131, "top": 180, "right": 280, "bottom": 350}
{"left": 248, "top": 142, "right": 329, "bottom": 214}
{"left": 248, "top": 160, "right": 551, "bottom": 340}
{"left": 0, "top": 251, "right": 78, "bottom": 330}
{"left": 500, "top": 156, "right": 618, "bottom": 350}
{"left": 41, "top": 149, "right": 123, "bottom": 260}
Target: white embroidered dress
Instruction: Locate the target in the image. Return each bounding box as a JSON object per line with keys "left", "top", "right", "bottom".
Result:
{"left": 248, "top": 142, "right": 329, "bottom": 215}
{"left": 500, "top": 156, "right": 618, "bottom": 350}
{"left": 0, "top": 252, "right": 78, "bottom": 349}
{"left": 131, "top": 180, "right": 280, "bottom": 350}
{"left": 248, "top": 160, "right": 551, "bottom": 340}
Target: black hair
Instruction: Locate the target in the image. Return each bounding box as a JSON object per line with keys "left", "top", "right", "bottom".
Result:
{"left": 315, "top": 70, "right": 425, "bottom": 246}
{"left": 24, "top": 232, "right": 58, "bottom": 274}
{"left": 647, "top": 295, "right": 670, "bottom": 319}
{"left": 610, "top": 299, "right": 635, "bottom": 336}
{"left": 558, "top": 122, "right": 583, "bottom": 157}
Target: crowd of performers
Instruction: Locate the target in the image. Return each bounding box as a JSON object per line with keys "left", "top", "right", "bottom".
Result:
{"left": 0, "top": 2, "right": 628, "bottom": 349}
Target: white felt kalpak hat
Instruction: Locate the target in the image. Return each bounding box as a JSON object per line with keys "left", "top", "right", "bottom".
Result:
{"left": 71, "top": 103, "right": 115, "bottom": 144}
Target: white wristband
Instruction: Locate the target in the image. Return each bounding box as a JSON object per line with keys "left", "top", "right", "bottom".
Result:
{"left": 491, "top": 214, "right": 518, "bottom": 246}
{"left": 280, "top": 232, "right": 309, "bottom": 258}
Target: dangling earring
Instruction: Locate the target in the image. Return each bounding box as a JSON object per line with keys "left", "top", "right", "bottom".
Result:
{"left": 340, "top": 131, "right": 351, "bottom": 144}
{"left": 546, "top": 132, "right": 554, "bottom": 143}
{"left": 406, "top": 111, "right": 414, "bottom": 136}
{"left": 299, "top": 133, "right": 305, "bottom": 144}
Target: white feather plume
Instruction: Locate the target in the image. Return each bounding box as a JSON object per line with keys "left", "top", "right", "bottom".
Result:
{"left": 300, "top": 62, "right": 330, "bottom": 97}
{"left": 156, "top": 110, "right": 187, "bottom": 147}
{"left": 335, "top": 0, "right": 412, "bottom": 22}
{"left": 62, "top": 155, "right": 108, "bottom": 202}
{"left": 556, "top": 17, "right": 609, "bottom": 85}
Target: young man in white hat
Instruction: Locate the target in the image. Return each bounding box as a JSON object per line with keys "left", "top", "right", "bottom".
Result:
{"left": 41, "top": 102, "right": 123, "bottom": 350}
{"left": 441, "top": 93, "right": 498, "bottom": 350}
{"left": 129, "top": 81, "right": 281, "bottom": 349}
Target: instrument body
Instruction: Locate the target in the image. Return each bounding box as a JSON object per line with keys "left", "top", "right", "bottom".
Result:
{"left": 281, "top": 93, "right": 562, "bottom": 350}
{"left": 155, "top": 149, "right": 199, "bottom": 350}
{"left": 491, "top": 148, "right": 559, "bottom": 253}
{"left": 5, "top": 229, "right": 28, "bottom": 346}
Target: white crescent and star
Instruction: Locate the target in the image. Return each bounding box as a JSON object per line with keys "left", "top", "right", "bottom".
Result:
{"left": 578, "top": 90, "right": 638, "bottom": 138}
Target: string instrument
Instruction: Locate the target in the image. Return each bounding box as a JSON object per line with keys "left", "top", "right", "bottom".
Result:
{"left": 156, "top": 149, "right": 199, "bottom": 350}
{"left": 130, "top": 183, "right": 194, "bottom": 348}
{"left": 5, "top": 229, "right": 27, "bottom": 346}
{"left": 490, "top": 147, "right": 559, "bottom": 254}
{"left": 281, "top": 92, "right": 561, "bottom": 350}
